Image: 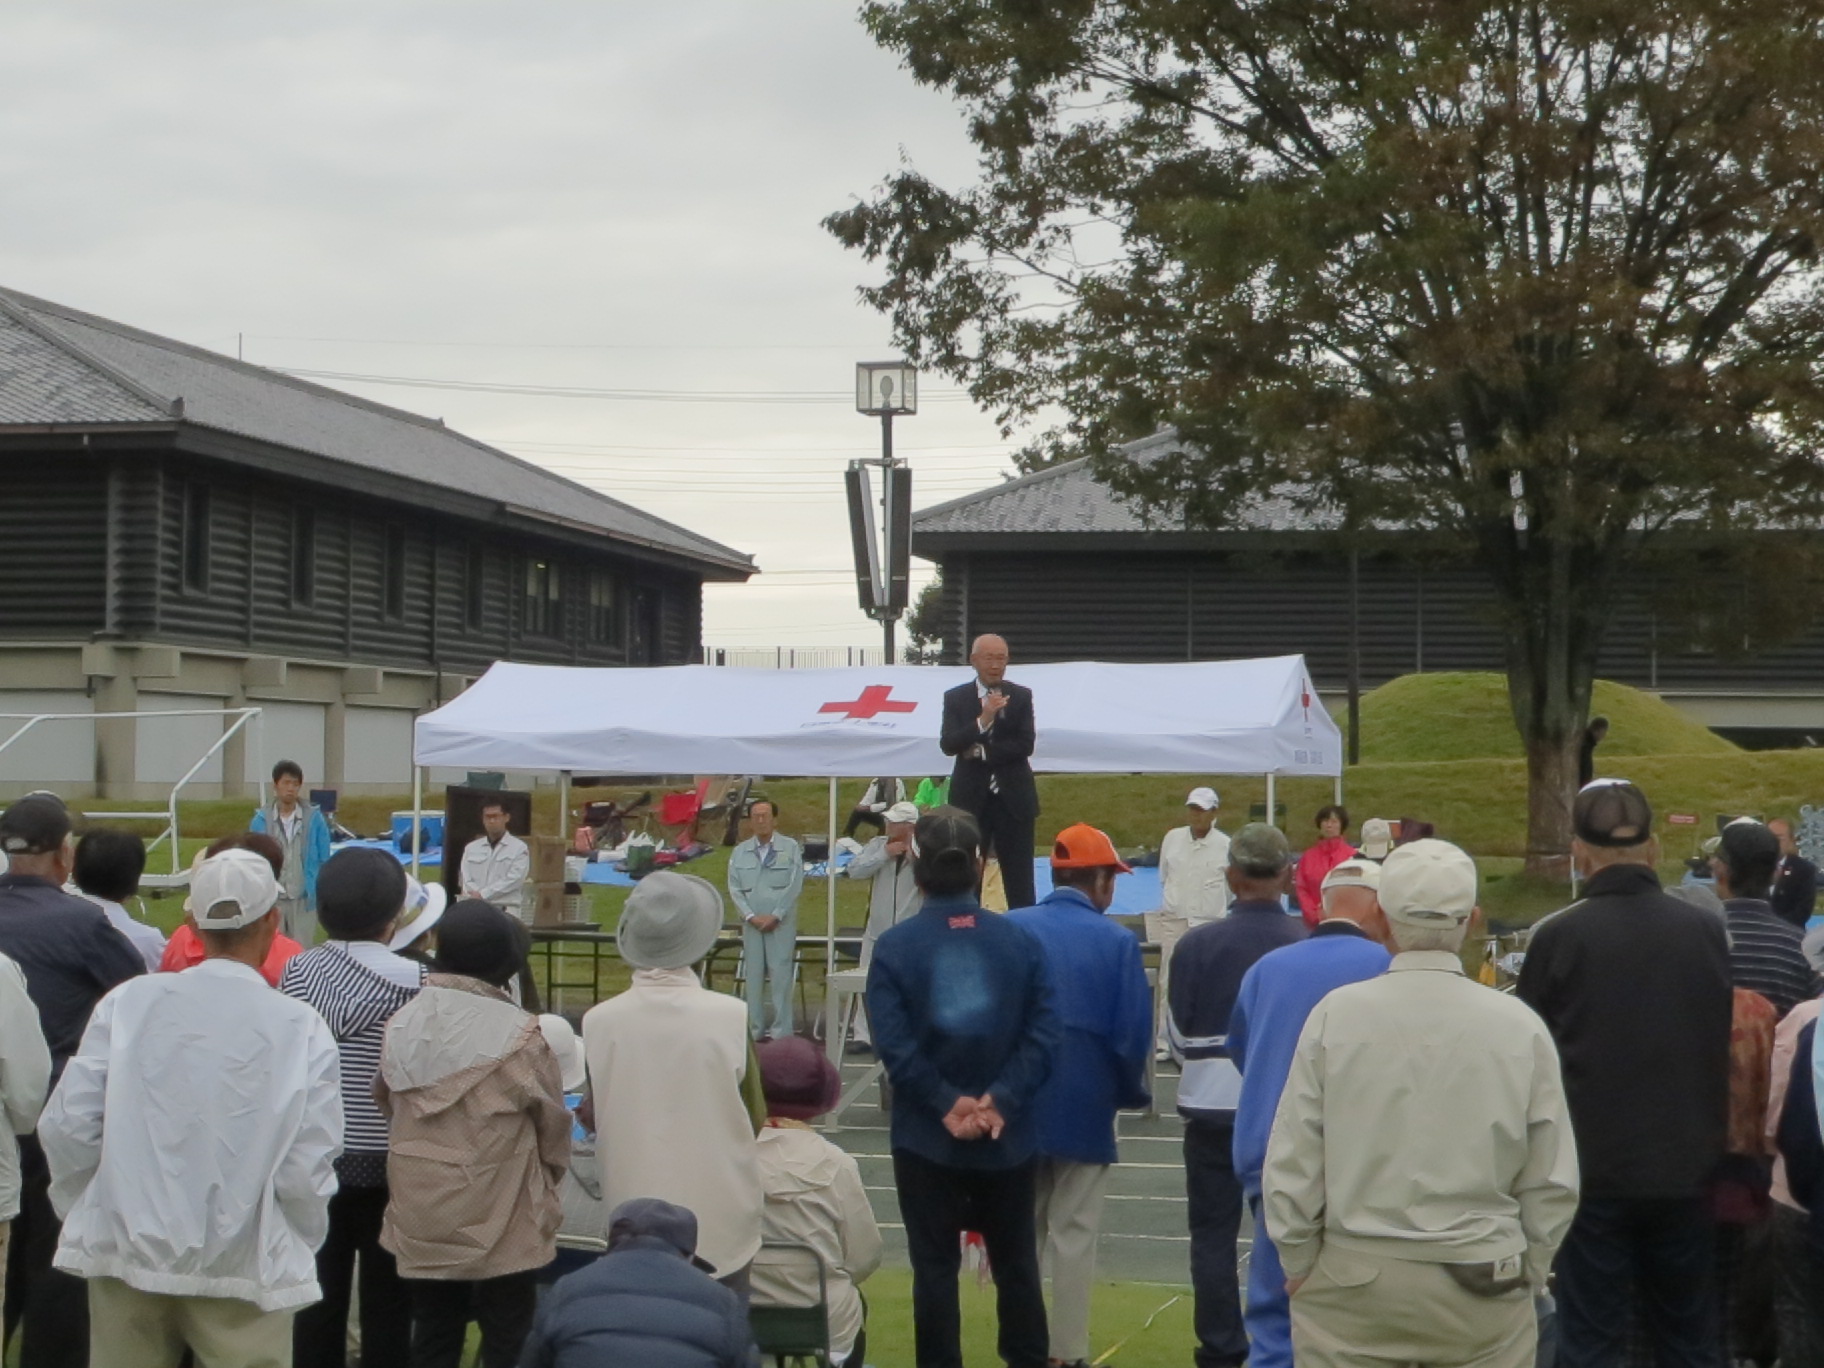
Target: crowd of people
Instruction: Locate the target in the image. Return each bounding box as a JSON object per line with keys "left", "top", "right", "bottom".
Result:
{"left": 0, "top": 635, "right": 1817, "bottom": 1368}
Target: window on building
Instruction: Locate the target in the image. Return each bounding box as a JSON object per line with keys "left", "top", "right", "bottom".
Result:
{"left": 181, "top": 482, "right": 211, "bottom": 593}
{"left": 290, "top": 508, "right": 316, "bottom": 606}
{"left": 525, "top": 558, "right": 564, "bottom": 637}
{"left": 464, "top": 542, "right": 486, "bottom": 629}
{"left": 383, "top": 525, "right": 407, "bottom": 619}
{"left": 586, "top": 570, "right": 619, "bottom": 644}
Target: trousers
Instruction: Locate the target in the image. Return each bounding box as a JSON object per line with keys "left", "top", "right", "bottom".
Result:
{"left": 407, "top": 1272, "right": 538, "bottom": 1368}
{"left": 1033, "top": 1157, "right": 1111, "bottom": 1363}
{"left": 974, "top": 790, "right": 1036, "bottom": 911}
{"left": 1553, "top": 1196, "right": 1724, "bottom": 1368}
{"left": 279, "top": 895, "right": 317, "bottom": 947}
{"left": 1184, "top": 1119, "right": 1247, "bottom": 1368}
{"left": 1290, "top": 1245, "right": 1535, "bottom": 1368}
{"left": 88, "top": 1277, "right": 294, "bottom": 1368}
{"left": 1768, "top": 1203, "right": 1824, "bottom": 1368}
{"left": 1245, "top": 1192, "right": 1293, "bottom": 1368}
{"left": 5, "top": 1133, "right": 87, "bottom": 1368}
{"left": 892, "top": 1148, "right": 1048, "bottom": 1368}
{"left": 1143, "top": 911, "right": 1191, "bottom": 1047}
{"left": 742, "top": 918, "right": 797, "bottom": 1037}
{"left": 293, "top": 1183, "right": 411, "bottom": 1368}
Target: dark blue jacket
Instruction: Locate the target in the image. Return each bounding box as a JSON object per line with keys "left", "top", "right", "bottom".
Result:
{"left": 518, "top": 1238, "right": 760, "bottom": 1368}
{"left": 868, "top": 892, "right": 1060, "bottom": 1169}
{"left": 1167, "top": 899, "right": 1306, "bottom": 1124}
{"left": 1228, "top": 923, "right": 1389, "bottom": 1195}
{"left": 0, "top": 873, "right": 145, "bottom": 1082}
{"left": 1007, "top": 887, "right": 1152, "bottom": 1164}
{"left": 1776, "top": 1019, "right": 1823, "bottom": 1256}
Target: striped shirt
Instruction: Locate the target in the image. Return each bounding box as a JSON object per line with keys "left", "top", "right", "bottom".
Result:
{"left": 280, "top": 941, "right": 425, "bottom": 1177}
{"left": 1724, "top": 900, "right": 1821, "bottom": 1021}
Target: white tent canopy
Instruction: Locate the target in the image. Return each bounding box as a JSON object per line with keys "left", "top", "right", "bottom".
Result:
{"left": 413, "top": 655, "right": 1341, "bottom": 778}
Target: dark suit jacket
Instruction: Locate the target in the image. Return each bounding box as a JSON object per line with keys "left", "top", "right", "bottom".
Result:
{"left": 940, "top": 679, "right": 1039, "bottom": 821}
{"left": 1771, "top": 854, "right": 1818, "bottom": 929}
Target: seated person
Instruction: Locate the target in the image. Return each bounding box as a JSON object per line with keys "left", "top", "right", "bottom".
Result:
{"left": 843, "top": 777, "right": 907, "bottom": 840}
{"left": 159, "top": 833, "right": 304, "bottom": 986}
{"left": 752, "top": 1036, "right": 881, "bottom": 1367}
{"left": 520, "top": 1197, "right": 760, "bottom": 1368}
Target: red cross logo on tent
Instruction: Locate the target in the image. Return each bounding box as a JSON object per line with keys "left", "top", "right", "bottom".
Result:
{"left": 820, "top": 685, "right": 918, "bottom": 720}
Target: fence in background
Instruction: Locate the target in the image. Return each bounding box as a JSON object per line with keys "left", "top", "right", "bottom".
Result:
{"left": 708, "top": 647, "right": 889, "bottom": 669}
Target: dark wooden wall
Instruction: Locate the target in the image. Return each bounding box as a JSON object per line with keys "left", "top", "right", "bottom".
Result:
{"left": 933, "top": 546, "right": 1824, "bottom": 692}
{"left": 0, "top": 450, "right": 705, "bottom": 670}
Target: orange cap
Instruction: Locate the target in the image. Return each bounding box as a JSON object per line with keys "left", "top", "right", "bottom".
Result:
{"left": 1049, "top": 823, "right": 1132, "bottom": 872}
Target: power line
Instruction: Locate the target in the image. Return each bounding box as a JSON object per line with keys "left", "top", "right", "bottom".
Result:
{"left": 249, "top": 334, "right": 887, "bottom": 352}
{"left": 275, "top": 366, "right": 974, "bottom": 404}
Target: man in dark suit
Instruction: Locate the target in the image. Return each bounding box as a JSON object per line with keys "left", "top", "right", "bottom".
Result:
{"left": 940, "top": 634, "right": 1040, "bottom": 910}
{"left": 1768, "top": 817, "right": 1818, "bottom": 929}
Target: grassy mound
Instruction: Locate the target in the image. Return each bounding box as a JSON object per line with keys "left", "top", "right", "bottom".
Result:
{"left": 1350, "top": 672, "right": 1737, "bottom": 764}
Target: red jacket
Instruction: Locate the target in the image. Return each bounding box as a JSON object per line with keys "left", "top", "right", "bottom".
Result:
{"left": 1294, "top": 837, "right": 1358, "bottom": 927}
{"left": 159, "top": 924, "right": 304, "bottom": 987}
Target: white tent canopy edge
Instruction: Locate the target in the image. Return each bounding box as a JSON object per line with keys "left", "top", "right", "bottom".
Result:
{"left": 410, "top": 655, "right": 1343, "bottom": 996}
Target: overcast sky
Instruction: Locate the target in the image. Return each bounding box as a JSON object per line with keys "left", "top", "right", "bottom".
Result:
{"left": 0, "top": 2, "right": 1021, "bottom": 655}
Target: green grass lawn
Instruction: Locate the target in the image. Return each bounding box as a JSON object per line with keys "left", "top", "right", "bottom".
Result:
{"left": 858, "top": 1268, "right": 1194, "bottom": 1368}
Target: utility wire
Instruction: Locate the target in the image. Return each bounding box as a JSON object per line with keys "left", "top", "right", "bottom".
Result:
{"left": 275, "top": 366, "right": 973, "bottom": 404}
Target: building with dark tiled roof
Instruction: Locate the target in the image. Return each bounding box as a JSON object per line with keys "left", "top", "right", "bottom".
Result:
{"left": 912, "top": 432, "right": 1824, "bottom": 744}
{"left": 0, "top": 286, "right": 754, "bottom": 797}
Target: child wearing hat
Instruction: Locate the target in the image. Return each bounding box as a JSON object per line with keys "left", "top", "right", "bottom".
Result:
{"left": 376, "top": 900, "right": 570, "bottom": 1368}
{"left": 751, "top": 1036, "right": 881, "bottom": 1366}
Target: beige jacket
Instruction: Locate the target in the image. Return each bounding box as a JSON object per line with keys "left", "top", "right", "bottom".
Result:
{"left": 582, "top": 967, "right": 763, "bottom": 1275}
{"left": 1768, "top": 998, "right": 1822, "bottom": 1210}
{"left": 376, "top": 974, "right": 571, "bottom": 1279}
{"left": 1263, "top": 951, "right": 1580, "bottom": 1290}
{"left": 753, "top": 1122, "right": 882, "bottom": 1360}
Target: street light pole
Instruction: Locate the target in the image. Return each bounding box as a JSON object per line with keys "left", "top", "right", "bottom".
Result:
{"left": 880, "top": 410, "right": 895, "bottom": 664}
{"left": 852, "top": 360, "right": 917, "bottom": 666}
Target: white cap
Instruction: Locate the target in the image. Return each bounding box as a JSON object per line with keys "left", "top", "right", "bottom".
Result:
{"left": 389, "top": 878, "right": 449, "bottom": 953}
{"left": 538, "top": 1014, "right": 587, "bottom": 1093}
{"left": 1378, "top": 839, "right": 1477, "bottom": 925}
{"left": 1320, "top": 858, "right": 1382, "bottom": 895}
{"left": 190, "top": 849, "right": 281, "bottom": 931}
{"left": 1358, "top": 817, "right": 1395, "bottom": 859}
{"left": 884, "top": 801, "right": 920, "bottom": 825}
{"left": 1185, "top": 786, "right": 1220, "bottom": 810}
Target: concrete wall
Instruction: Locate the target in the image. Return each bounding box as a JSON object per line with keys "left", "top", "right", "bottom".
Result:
{"left": 0, "top": 690, "right": 94, "bottom": 786}
{"left": 345, "top": 707, "right": 414, "bottom": 787}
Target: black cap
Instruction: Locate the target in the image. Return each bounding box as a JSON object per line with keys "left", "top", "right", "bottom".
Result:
{"left": 1717, "top": 818, "right": 1780, "bottom": 871}
{"left": 607, "top": 1197, "right": 715, "bottom": 1273}
{"left": 1573, "top": 780, "right": 1653, "bottom": 848}
{"left": 316, "top": 846, "right": 409, "bottom": 939}
{"left": 0, "top": 795, "right": 71, "bottom": 857}
{"left": 433, "top": 899, "right": 527, "bottom": 986}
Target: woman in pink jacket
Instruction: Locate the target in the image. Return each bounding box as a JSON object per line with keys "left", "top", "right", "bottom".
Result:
{"left": 1294, "top": 805, "right": 1356, "bottom": 927}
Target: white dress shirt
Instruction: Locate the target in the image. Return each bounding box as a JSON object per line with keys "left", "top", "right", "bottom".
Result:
{"left": 79, "top": 894, "right": 167, "bottom": 974}
{"left": 41, "top": 959, "right": 344, "bottom": 1311}
{"left": 461, "top": 832, "right": 530, "bottom": 914}
{"left": 1159, "top": 825, "right": 1232, "bottom": 924}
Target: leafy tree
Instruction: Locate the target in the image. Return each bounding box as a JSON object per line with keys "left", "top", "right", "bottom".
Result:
{"left": 903, "top": 574, "right": 948, "bottom": 664}
{"left": 828, "top": 0, "right": 1824, "bottom": 875}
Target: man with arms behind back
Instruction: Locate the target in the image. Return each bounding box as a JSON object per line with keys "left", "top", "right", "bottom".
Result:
{"left": 1518, "top": 780, "right": 1733, "bottom": 1368}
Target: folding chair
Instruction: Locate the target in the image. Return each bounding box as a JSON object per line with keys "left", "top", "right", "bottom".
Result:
{"left": 749, "top": 1241, "right": 832, "bottom": 1366}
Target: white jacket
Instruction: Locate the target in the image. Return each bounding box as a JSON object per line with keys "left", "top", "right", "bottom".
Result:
{"left": 753, "top": 1123, "right": 881, "bottom": 1361}
{"left": 41, "top": 959, "right": 343, "bottom": 1311}
{"left": 1263, "top": 951, "right": 1579, "bottom": 1290}
{"left": 0, "top": 951, "right": 49, "bottom": 1221}
{"left": 461, "top": 833, "right": 530, "bottom": 913}
{"left": 1160, "top": 825, "right": 1232, "bottom": 924}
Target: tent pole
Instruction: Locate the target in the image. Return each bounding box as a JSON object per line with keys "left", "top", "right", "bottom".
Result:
{"left": 411, "top": 766, "right": 423, "bottom": 880}
{"left": 558, "top": 770, "right": 571, "bottom": 842}
{"left": 826, "top": 776, "right": 838, "bottom": 1015}
{"left": 1334, "top": 773, "right": 1344, "bottom": 805}
{"left": 1266, "top": 772, "right": 1277, "bottom": 827}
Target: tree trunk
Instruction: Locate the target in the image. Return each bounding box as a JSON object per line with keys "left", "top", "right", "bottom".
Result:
{"left": 1497, "top": 496, "right": 1607, "bottom": 882}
